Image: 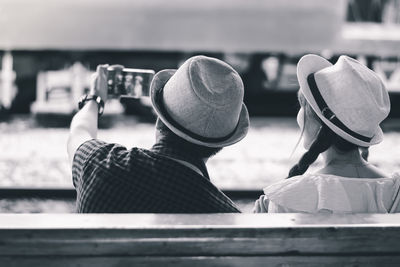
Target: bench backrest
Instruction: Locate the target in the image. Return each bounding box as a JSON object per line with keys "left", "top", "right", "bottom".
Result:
{"left": 1, "top": 213, "right": 400, "bottom": 266}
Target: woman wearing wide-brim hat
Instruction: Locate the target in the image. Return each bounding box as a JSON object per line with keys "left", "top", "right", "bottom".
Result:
{"left": 254, "top": 54, "right": 400, "bottom": 214}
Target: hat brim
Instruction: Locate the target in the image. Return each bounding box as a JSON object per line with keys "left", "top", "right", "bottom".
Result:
{"left": 297, "top": 54, "right": 383, "bottom": 147}
{"left": 150, "top": 69, "right": 249, "bottom": 147}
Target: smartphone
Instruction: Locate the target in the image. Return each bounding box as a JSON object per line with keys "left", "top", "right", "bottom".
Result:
{"left": 107, "top": 67, "right": 155, "bottom": 99}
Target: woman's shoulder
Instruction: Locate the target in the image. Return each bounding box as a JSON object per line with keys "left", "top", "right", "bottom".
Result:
{"left": 263, "top": 172, "right": 400, "bottom": 193}
{"left": 263, "top": 174, "right": 340, "bottom": 196}
{"left": 262, "top": 173, "right": 400, "bottom": 213}
{"left": 262, "top": 174, "right": 331, "bottom": 212}
{"left": 392, "top": 172, "right": 400, "bottom": 179}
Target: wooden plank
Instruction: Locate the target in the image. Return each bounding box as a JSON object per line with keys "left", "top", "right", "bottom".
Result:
{"left": 2, "top": 227, "right": 400, "bottom": 256}
{"left": 0, "top": 214, "right": 400, "bottom": 256}
{"left": 0, "top": 0, "right": 346, "bottom": 52}
{"left": 2, "top": 213, "right": 400, "bottom": 228}
{"left": 1, "top": 256, "right": 400, "bottom": 267}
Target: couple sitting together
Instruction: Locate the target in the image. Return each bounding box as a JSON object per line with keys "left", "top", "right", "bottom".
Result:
{"left": 68, "top": 55, "right": 400, "bottom": 214}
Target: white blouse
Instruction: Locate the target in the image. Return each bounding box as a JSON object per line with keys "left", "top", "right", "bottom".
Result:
{"left": 255, "top": 173, "right": 400, "bottom": 213}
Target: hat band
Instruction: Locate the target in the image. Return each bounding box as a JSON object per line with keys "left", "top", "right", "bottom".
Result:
{"left": 307, "top": 73, "right": 372, "bottom": 143}
{"left": 156, "top": 86, "right": 239, "bottom": 144}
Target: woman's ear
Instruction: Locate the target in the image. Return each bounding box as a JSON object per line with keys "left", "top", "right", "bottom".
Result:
{"left": 291, "top": 108, "right": 306, "bottom": 157}
{"left": 303, "top": 112, "right": 322, "bottom": 150}
{"left": 296, "top": 107, "right": 305, "bottom": 130}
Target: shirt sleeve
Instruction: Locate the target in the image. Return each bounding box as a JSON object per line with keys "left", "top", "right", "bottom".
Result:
{"left": 72, "top": 139, "right": 107, "bottom": 188}
{"left": 72, "top": 139, "right": 135, "bottom": 190}
{"left": 72, "top": 139, "right": 142, "bottom": 212}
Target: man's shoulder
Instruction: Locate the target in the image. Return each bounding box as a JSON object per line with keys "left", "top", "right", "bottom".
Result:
{"left": 75, "top": 139, "right": 150, "bottom": 159}
{"left": 73, "top": 139, "right": 154, "bottom": 174}
{"left": 74, "top": 139, "right": 192, "bottom": 172}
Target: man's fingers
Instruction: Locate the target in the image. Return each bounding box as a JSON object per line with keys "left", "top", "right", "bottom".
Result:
{"left": 96, "top": 64, "right": 109, "bottom": 80}
{"left": 94, "top": 65, "right": 108, "bottom": 85}
{"left": 91, "top": 65, "right": 109, "bottom": 100}
{"left": 96, "top": 64, "right": 109, "bottom": 72}
{"left": 109, "top": 64, "right": 124, "bottom": 71}
{"left": 90, "top": 73, "right": 98, "bottom": 90}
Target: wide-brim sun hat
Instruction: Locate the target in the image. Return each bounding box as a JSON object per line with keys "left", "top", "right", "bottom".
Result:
{"left": 150, "top": 55, "right": 249, "bottom": 147}
{"left": 297, "top": 54, "right": 391, "bottom": 147}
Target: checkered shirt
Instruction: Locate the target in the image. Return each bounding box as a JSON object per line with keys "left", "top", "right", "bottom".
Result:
{"left": 72, "top": 139, "right": 240, "bottom": 213}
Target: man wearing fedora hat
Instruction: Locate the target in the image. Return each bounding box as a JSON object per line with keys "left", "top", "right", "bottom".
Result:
{"left": 67, "top": 55, "right": 250, "bottom": 213}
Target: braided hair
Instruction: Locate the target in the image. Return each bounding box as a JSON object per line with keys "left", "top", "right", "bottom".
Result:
{"left": 288, "top": 92, "right": 369, "bottom": 178}
{"left": 288, "top": 124, "right": 334, "bottom": 178}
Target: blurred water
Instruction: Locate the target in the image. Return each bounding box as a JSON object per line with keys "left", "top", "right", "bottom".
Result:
{"left": 1, "top": 115, "right": 400, "bottom": 188}
{"left": 0, "top": 115, "right": 399, "bottom": 212}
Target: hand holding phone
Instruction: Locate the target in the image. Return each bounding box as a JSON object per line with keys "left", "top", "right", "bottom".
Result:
{"left": 90, "top": 64, "right": 109, "bottom": 102}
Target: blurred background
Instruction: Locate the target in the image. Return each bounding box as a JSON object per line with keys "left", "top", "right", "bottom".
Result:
{"left": 0, "top": 0, "right": 399, "bottom": 212}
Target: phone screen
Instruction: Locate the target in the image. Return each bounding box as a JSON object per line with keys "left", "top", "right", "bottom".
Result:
{"left": 107, "top": 68, "right": 155, "bottom": 99}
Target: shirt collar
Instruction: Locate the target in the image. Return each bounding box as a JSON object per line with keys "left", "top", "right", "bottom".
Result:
{"left": 151, "top": 142, "right": 210, "bottom": 179}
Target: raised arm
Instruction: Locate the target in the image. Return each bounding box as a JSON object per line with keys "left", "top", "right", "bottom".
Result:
{"left": 67, "top": 64, "right": 108, "bottom": 166}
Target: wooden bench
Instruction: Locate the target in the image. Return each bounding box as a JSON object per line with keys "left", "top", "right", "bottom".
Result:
{"left": 1, "top": 213, "right": 400, "bottom": 266}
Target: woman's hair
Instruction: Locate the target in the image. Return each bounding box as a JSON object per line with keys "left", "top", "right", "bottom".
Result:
{"left": 155, "top": 119, "right": 222, "bottom": 159}
{"left": 288, "top": 92, "right": 369, "bottom": 178}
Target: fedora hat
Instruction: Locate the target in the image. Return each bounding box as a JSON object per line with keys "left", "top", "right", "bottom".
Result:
{"left": 297, "top": 54, "right": 390, "bottom": 147}
{"left": 150, "top": 55, "right": 249, "bottom": 147}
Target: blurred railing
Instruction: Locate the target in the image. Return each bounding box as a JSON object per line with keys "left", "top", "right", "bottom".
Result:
{"left": 0, "top": 0, "right": 346, "bottom": 53}
{"left": 0, "top": 186, "right": 262, "bottom": 200}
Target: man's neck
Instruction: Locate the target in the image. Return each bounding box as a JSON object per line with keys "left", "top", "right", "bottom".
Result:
{"left": 151, "top": 141, "right": 209, "bottom": 179}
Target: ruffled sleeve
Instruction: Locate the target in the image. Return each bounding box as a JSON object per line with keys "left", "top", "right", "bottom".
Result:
{"left": 389, "top": 172, "right": 400, "bottom": 213}
{"left": 263, "top": 175, "right": 352, "bottom": 213}
{"left": 261, "top": 173, "right": 400, "bottom": 214}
